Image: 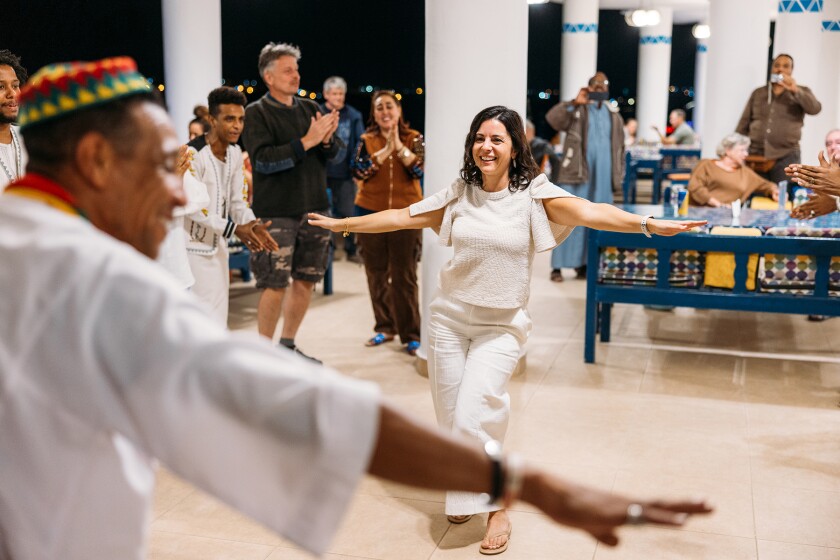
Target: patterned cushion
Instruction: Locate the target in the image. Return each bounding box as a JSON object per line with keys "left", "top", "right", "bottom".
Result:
{"left": 761, "top": 227, "right": 840, "bottom": 294}
{"left": 599, "top": 247, "right": 703, "bottom": 287}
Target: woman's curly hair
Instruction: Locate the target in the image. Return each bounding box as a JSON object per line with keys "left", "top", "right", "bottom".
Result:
{"left": 459, "top": 106, "right": 540, "bottom": 192}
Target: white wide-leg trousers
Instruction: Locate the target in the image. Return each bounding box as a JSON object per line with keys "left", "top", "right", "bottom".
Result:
{"left": 427, "top": 292, "right": 531, "bottom": 515}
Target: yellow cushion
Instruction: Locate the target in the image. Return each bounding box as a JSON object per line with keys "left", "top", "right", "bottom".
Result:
{"left": 751, "top": 196, "right": 792, "bottom": 210}
{"left": 703, "top": 227, "right": 762, "bottom": 290}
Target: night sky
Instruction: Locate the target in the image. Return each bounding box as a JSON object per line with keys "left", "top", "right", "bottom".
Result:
{"left": 9, "top": 1, "right": 699, "bottom": 139}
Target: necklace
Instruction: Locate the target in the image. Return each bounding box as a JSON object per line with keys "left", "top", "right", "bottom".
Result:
{"left": 0, "top": 127, "right": 22, "bottom": 182}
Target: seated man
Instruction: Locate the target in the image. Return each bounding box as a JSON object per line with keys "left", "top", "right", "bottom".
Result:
{"left": 653, "top": 109, "right": 697, "bottom": 146}
{"left": 688, "top": 132, "right": 778, "bottom": 207}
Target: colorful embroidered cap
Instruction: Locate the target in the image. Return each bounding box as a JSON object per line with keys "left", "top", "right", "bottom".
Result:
{"left": 18, "top": 56, "right": 152, "bottom": 129}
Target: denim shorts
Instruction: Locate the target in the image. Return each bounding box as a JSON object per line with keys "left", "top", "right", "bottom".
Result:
{"left": 250, "top": 211, "right": 331, "bottom": 289}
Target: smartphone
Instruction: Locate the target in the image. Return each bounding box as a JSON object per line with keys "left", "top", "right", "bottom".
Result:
{"left": 770, "top": 73, "right": 784, "bottom": 84}
{"left": 588, "top": 91, "right": 610, "bottom": 102}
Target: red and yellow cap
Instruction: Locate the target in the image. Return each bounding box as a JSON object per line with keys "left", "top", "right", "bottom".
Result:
{"left": 18, "top": 56, "right": 152, "bottom": 129}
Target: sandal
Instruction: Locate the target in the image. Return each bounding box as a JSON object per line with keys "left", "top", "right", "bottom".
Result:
{"left": 406, "top": 340, "right": 421, "bottom": 356}
{"left": 446, "top": 514, "right": 472, "bottom": 524}
{"left": 479, "top": 525, "right": 511, "bottom": 555}
{"left": 365, "top": 333, "right": 395, "bottom": 347}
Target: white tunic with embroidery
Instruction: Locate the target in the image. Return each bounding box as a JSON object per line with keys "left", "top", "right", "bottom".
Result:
{"left": 0, "top": 125, "right": 28, "bottom": 191}
{"left": 184, "top": 137, "right": 255, "bottom": 255}
{"left": 409, "top": 174, "right": 576, "bottom": 308}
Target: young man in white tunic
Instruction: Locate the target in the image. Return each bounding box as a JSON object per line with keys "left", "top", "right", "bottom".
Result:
{"left": 185, "top": 86, "right": 277, "bottom": 324}
{"left": 0, "top": 60, "right": 712, "bottom": 559}
{"left": 0, "top": 50, "right": 28, "bottom": 190}
{"left": 310, "top": 106, "right": 707, "bottom": 555}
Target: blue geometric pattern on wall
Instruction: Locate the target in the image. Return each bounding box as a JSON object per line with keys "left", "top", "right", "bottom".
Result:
{"left": 822, "top": 20, "right": 840, "bottom": 31}
{"left": 562, "top": 23, "right": 599, "bottom": 33}
{"left": 697, "top": 44, "right": 708, "bottom": 52}
{"left": 779, "top": 0, "right": 823, "bottom": 13}
{"left": 640, "top": 35, "right": 672, "bottom": 45}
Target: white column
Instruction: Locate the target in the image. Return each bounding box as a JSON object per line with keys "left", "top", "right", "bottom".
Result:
{"left": 693, "top": 38, "right": 708, "bottom": 142}
{"left": 774, "top": 0, "right": 825, "bottom": 163}
{"left": 419, "top": 0, "right": 528, "bottom": 367}
{"left": 161, "top": 0, "right": 222, "bottom": 142}
{"left": 560, "top": 0, "right": 599, "bottom": 101}
{"left": 823, "top": 0, "right": 840, "bottom": 139}
{"left": 635, "top": 7, "right": 673, "bottom": 143}
{"left": 701, "top": 0, "right": 771, "bottom": 158}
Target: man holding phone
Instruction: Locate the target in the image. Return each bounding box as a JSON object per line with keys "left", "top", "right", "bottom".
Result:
{"left": 736, "top": 53, "right": 821, "bottom": 184}
{"left": 544, "top": 71, "right": 625, "bottom": 282}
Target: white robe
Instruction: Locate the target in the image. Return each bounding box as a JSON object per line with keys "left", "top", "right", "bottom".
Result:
{"left": 156, "top": 172, "right": 211, "bottom": 289}
{"left": 0, "top": 195, "right": 380, "bottom": 559}
{"left": 184, "top": 139, "right": 256, "bottom": 323}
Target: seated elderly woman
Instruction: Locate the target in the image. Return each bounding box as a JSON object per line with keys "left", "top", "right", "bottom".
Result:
{"left": 688, "top": 132, "right": 778, "bottom": 207}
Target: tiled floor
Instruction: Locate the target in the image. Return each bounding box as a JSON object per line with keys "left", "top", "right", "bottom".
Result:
{"left": 150, "top": 250, "right": 840, "bottom": 559}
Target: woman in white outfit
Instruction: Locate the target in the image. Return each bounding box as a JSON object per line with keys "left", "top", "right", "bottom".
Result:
{"left": 308, "top": 106, "right": 705, "bottom": 555}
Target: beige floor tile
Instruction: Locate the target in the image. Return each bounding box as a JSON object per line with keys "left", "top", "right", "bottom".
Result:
{"left": 153, "top": 468, "right": 197, "bottom": 520}
{"left": 646, "top": 349, "right": 740, "bottom": 380}
{"left": 265, "top": 549, "right": 367, "bottom": 560}
{"left": 612, "top": 470, "right": 754, "bottom": 538}
{"left": 592, "top": 528, "right": 757, "bottom": 560}
{"left": 753, "top": 485, "right": 840, "bottom": 548}
{"left": 327, "top": 494, "right": 448, "bottom": 560}
{"left": 430, "top": 509, "right": 597, "bottom": 560}
{"left": 543, "top": 342, "right": 646, "bottom": 393}
{"left": 617, "top": 428, "right": 753, "bottom": 483}
{"left": 152, "top": 491, "right": 289, "bottom": 546}
{"left": 749, "top": 429, "right": 840, "bottom": 493}
{"left": 355, "top": 474, "right": 446, "bottom": 503}
{"left": 757, "top": 540, "right": 840, "bottom": 560}
{"left": 639, "top": 370, "right": 745, "bottom": 402}
{"left": 627, "top": 394, "right": 748, "bottom": 436}
{"left": 148, "top": 531, "right": 275, "bottom": 560}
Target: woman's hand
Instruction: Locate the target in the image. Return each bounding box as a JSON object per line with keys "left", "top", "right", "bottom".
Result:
{"left": 307, "top": 212, "right": 343, "bottom": 233}
{"left": 391, "top": 126, "right": 404, "bottom": 152}
{"left": 648, "top": 219, "right": 707, "bottom": 237}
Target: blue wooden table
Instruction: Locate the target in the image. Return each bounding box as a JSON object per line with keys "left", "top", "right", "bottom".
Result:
{"left": 583, "top": 205, "right": 840, "bottom": 363}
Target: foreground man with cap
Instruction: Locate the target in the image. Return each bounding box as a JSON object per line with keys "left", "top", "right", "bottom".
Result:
{"left": 0, "top": 57, "right": 711, "bottom": 559}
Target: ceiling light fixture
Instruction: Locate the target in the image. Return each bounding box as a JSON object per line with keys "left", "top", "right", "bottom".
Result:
{"left": 692, "top": 24, "right": 711, "bottom": 39}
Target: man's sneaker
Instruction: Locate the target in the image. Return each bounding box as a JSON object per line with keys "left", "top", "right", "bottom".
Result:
{"left": 346, "top": 253, "right": 363, "bottom": 264}
{"left": 279, "top": 343, "right": 322, "bottom": 364}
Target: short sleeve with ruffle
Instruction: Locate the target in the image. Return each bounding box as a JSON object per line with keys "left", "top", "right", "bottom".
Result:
{"left": 408, "top": 179, "right": 467, "bottom": 245}
{"left": 528, "top": 174, "right": 578, "bottom": 252}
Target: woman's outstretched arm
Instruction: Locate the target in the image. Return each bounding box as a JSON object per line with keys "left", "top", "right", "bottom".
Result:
{"left": 543, "top": 197, "right": 706, "bottom": 237}
{"left": 308, "top": 206, "right": 445, "bottom": 234}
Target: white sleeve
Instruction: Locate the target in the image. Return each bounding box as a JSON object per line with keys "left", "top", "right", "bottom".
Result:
{"left": 228, "top": 148, "right": 256, "bottom": 225}
{"left": 87, "top": 260, "right": 380, "bottom": 555}
{"left": 172, "top": 171, "right": 211, "bottom": 218}
{"left": 529, "top": 174, "right": 578, "bottom": 252}
{"left": 408, "top": 179, "right": 465, "bottom": 245}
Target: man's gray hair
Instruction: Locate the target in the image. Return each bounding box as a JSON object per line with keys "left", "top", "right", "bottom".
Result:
{"left": 323, "top": 76, "right": 347, "bottom": 93}
{"left": 671, "top": 108, "right": 686, "bottom": 120}
{"left": 258, "top": 42, "right": 302, "bottom": 78}
{"left": 716, "top": 132, "right": 750, "bottom": 158}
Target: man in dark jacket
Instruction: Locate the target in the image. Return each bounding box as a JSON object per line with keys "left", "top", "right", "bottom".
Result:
{"left": 545, "top": 72, "right": 624, "bottom": 282}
